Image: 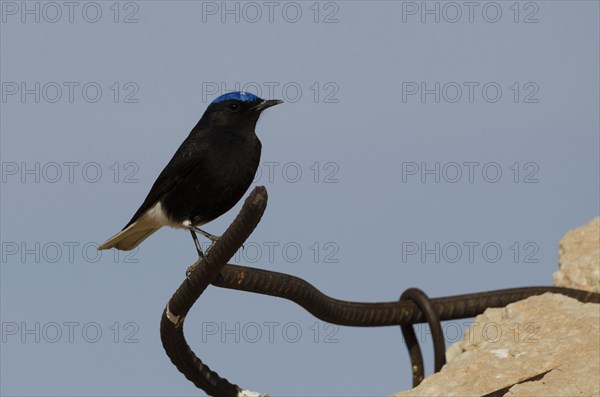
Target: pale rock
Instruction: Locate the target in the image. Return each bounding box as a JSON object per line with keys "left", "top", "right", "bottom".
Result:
{"left": 554, "top": 216, "right": 600, "bottom": 293}
{"left": 393, "top": 217, "right": 600, "bottom": 397}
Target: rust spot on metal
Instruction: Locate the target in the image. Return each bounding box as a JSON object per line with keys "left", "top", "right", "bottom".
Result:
{"left": 237, "top": 271, "right": 246, "bottom": 286}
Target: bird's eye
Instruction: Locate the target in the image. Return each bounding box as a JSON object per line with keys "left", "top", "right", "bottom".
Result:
{"left": 229, "top": 103, "right": 240, "bottom": 111}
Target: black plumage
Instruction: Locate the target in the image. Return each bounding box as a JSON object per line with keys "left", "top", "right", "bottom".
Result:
{"left": 99, "top": 91, "right": 282, "bottom": 255}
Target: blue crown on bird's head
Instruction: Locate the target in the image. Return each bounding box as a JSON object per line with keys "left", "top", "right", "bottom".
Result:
{"left": 211, "top": 91, "right": 260, "bottom": 104}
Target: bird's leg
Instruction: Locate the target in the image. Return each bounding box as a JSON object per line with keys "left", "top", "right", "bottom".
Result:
{"left": 189, "top": 230, "right": 205, "bottom": 258}
{"left": 187, "top": 230, "right": 208, "bottom": 277}
{"left": 185, "top": 224, "right": 220, "bottom": 277}
{"left": 191, "top": 226, "right": 221, "bottom": 243}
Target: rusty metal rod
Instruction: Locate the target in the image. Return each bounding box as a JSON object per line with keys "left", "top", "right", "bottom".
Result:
{"left": 212, "top": 264, "right": 599, "bottom": 325}
{"left": 160, "top": 185, "right": 600, "bottom": 396}
{"left": 161, "top": 186, "right": 269, "bottom": 397}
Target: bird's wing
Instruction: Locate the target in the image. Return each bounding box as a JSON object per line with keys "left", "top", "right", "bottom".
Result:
{"left": 122, "top": 137, "right": 207, "bottom": 230}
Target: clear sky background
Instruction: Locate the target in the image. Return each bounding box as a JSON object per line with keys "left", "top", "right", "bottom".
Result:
{"left": 1, "top": 1, "right": 599, "bottom": 396}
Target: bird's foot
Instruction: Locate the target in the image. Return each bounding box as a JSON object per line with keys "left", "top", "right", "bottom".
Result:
{"left": 186, "top": 226, "right": 221, "bottom": 277}
{"left": 186, "top": 250, "right": 211, "bottom": 278}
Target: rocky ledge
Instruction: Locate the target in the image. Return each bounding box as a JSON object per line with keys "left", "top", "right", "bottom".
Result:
{"left": 393, "top": 217, "right": 600, "bottom": 397}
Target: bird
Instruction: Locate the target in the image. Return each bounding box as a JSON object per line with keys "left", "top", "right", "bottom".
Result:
{"left": 98, "top": 91, "right": 282, "bottom": 259}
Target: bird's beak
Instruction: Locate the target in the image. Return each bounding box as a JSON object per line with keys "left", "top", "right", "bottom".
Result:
{"left": 253, "top": 99, "right": 284, "bottom": 111}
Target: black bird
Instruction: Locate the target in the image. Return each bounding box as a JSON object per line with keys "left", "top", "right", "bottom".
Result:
{"left": 98, "top": 91, "right": 282, "bottom": 258}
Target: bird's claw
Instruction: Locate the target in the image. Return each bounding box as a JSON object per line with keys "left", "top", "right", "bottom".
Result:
{"left": 186, "top": 250, "right": 212, "bottom": 278}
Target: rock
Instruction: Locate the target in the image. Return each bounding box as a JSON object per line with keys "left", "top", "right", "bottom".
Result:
{"left": 554, "top": 216, "right": 600, "bottom": 293}
{"left": 393, "top": 294, "right": 599, "bottom": 397}
{"left": 393, "top": 217, "right": 600, "bottom": 397}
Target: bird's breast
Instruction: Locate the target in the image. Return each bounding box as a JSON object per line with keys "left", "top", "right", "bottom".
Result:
{"left": 163, "top": 135, "right": 261, "bottom": 225}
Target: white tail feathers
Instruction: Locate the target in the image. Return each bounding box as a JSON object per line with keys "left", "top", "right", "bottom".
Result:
{"left": 98, "top": 201, "right": 176, "bottom": 251}
{"left": 98, "top": 222, "right": 160, "bottom": 251}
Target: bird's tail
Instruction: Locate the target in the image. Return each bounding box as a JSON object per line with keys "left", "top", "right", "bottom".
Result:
{"left": 98, "top": 222, "right": 160, "bottom": 251}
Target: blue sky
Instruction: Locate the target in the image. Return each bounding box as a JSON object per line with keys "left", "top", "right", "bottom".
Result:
{"left": 1, "top": 1, "right": 599, "bottom": 396}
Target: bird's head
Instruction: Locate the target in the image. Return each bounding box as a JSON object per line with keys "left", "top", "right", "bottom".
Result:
{"left": 202, "top": 91, "right": 283, "bottom": 128}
